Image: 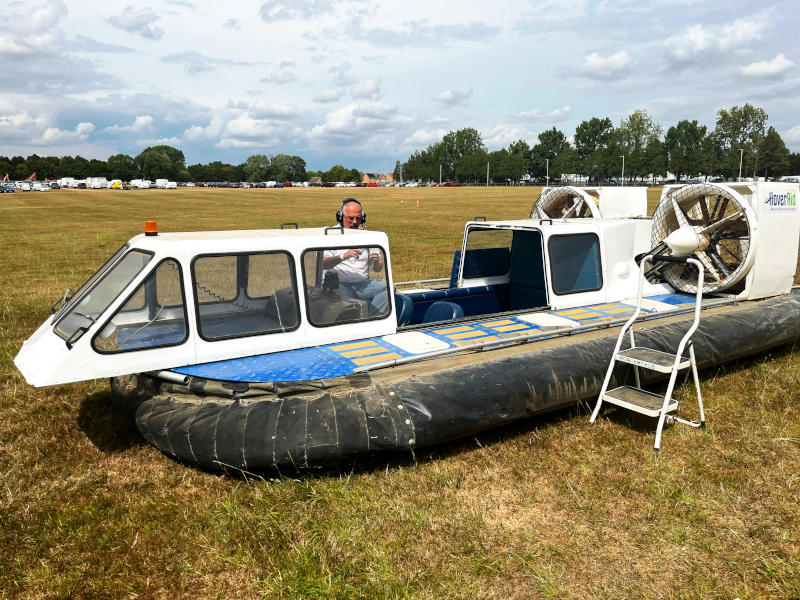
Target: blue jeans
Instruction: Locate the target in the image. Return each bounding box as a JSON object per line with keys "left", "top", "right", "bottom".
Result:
{"left": 339, "top": 279, "right": 389, "bottom": 316}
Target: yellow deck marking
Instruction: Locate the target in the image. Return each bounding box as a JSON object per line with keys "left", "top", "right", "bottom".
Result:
{"left": 340, "top": 346, "right": 390, "bottom": 358}
{"left": 605, "top": 307, "right": 635, "bottom": 314}
{"left": 555, "top": 308, "right": 587, "bottom": 315}
{"left": 481, "top": 319, "right": 515, "bottom": 327}
{"left": 329, "top": 340, "right": 377, "bottom": 351}
{"left": 448, "top": 330, "right": 487, "bottom": 340}
{"left": 569, "top": 311, "right": 604, "bottom": 319}
{"left": 493, "top": 323, "right": 531, "bottom": 332}
{"left": 351, "top": 352, "right": 402, "bottom": 366}
{"left": 433, "top": 325, "right": 472, "bottom": 334}
{"left": 591, "top": 303, "right": 622, "bottom": 310}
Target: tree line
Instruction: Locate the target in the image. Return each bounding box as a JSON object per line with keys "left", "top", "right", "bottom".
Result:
{"left": 396, "top": 104, "right": 800, "bottom": 184}
{"left": 3, "top": 104, "right": 798, "bottom": 184}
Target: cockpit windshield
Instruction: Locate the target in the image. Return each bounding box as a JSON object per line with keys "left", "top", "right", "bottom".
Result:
{"left": 54, "top": 249, "right": 153, "bottom": 342}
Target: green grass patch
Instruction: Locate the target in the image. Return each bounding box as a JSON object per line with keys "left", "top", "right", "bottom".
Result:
{"left": 0, "top": 187, "right": 798, "bottom": 598}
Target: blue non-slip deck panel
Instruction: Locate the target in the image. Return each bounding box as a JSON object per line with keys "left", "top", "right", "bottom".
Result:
{"left": 175, "top": 346, "right": 358, "bottom": 382}
{"left": 646, "top": 292, "right": 701, "bottom": 305}
{"left": 172, "top": 299, "right": 652, "bottom": 383}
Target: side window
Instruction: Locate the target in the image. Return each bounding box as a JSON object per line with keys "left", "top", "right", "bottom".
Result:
{"left": 548, "top": 233, "right": 603, "bottom": 294}
{"left": 93, "top": 259, "right": 187, "bottom": 353}
{"left": 192, "top": 252, "right": 299, "bottom": 340}
{"left": 302, "top": 247, "right": 390, "bottom": 327}
{"left": 463, "top": 228, "right": 512, "bottom": 279}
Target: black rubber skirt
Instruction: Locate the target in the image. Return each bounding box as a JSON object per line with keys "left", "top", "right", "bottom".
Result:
{"left": 112, "top": 290, "right": 800, "bottom": 472}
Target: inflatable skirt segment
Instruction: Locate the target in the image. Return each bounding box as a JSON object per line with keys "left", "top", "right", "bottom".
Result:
{"left": 112, "top": 290, "right": 800, "bottom": 472}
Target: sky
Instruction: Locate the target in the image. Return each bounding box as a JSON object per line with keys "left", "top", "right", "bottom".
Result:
{"left": 1, "top": 0, "right": 799, "bottom": 173}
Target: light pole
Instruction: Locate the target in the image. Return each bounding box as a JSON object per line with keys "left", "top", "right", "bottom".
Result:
{"left": 486, "top": 161, "right": 490, "bottom": 187}
{"left": 546, "top": 159, "right": 549, "bottom": 186}
{"left": 738, "top": 149, "right": 743, "bottom": 181}
{"left": 439, "top": 164, "right": 442, "bottom": 185}
{"left": 620, "top": 155, "right": 625, "bottom": 185}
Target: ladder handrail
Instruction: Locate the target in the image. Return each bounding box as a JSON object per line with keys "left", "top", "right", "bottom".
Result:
{"left": 590, "top": 254, "right": 705, "bottom": 426}
{"left": 654, "top": 256, "right": 704, "bottom": 449}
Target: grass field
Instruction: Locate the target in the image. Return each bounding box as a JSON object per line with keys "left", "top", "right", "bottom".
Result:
{"left": 1, "top": 187, "right": 799, "bottom": 599}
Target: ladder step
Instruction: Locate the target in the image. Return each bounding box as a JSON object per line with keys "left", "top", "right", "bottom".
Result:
{"left": 602, "top": 386, "right": 678, "bottom": 417}
{"left": 615, "top": 347, "right": 690, "bottom": 373}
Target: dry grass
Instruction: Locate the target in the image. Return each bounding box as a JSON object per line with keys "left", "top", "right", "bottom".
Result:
{"left": 1, "top": 187, "right": 799, "bottom": 599}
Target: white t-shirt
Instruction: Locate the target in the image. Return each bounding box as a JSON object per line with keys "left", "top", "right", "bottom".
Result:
{"left": 324, "top": 248, "right": 371, "bottom": 284}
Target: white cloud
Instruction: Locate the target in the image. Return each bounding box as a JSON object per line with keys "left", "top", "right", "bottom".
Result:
{"left": 0, "top": 0, "right": 65, "bottom": 56}
{"left": 222, "top": 18, "right": 241, "bottom": 29}
{"left": 784, "top": 125, "right": 800, "bottom": 143}
{"left": 310, "top": 102, "right": 409, "bottom": 144}
{"left": 511, "top": 105, "right": 571, "bottom": 123}
{"left": 401, "top": 128, "right": 447, "bottom": 147}
{"left": 313, "top": 89, "right": 345, "bottom": 103}
{"left": 162, "top": 51, "right": 258, "bottom": 75}
{"left": 352, "top": 80, "right": 381, "bottom": 100}
{"left": 664, "top": 19, "right": 764, "bottom": 67}
{"left": 104, "top": 115, "right": 154, "bottom": 134}
{"left": 482, "top": 124, "right": 527, "bottom": 149}
{"left": 259, "top": 0, "right": 346, "bottom": 21}
{"left": 347, "top": 19, "right": 500, "bottom": 48}
{"left": 741, "top": 54, "right": 794, "bottom": 78}
{"left": 436, "top": 89, "right": 472, "bottom": 107}
{"left": 39, "top": 121, "right": 95, "bottom": 144}
{"left": 260, "top": 70, "right": 297, "bottom": 85}
{"left": 106, "top": 6, "right": 164, "bottom": 40}
{"left": 580, "top": 51, "right": 630, "bottom": 80}
{"left": 331, "top": 62, "right": 356, "bottom": 86}
{"left": 249, "top": 102, "right": 297, "bottom": 120}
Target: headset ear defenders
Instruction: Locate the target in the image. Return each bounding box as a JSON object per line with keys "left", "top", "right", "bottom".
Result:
{"left": 336, "top": 198, "right": 367, "bottom": 227}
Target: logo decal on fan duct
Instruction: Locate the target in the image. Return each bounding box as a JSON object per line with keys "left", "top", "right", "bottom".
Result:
{"left": 763, "top": 191, "right": 796, "bottom": 211}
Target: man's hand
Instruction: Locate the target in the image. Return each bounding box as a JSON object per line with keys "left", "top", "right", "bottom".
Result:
{"left": 369, "top": 251, "right": 383, "bottom": 271}
{"left": 343, "top": 248, "right": 362, "bottom": 260}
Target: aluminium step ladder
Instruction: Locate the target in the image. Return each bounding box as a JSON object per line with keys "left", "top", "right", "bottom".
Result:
{"left": 589, "top": 254, "right": 706, "bottom": 450}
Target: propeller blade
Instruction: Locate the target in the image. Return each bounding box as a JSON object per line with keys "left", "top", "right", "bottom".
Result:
{"left": 698, "top": 210, "right": 744, "bottom": 235}
{"left": 705, "top": 247, "right": 732, "bottom": 279}
{"left": 563, "top": 198, "right": 584, "bottom": 218}
{"left": 694, "top": 250, "right": 722, "bottom": 283}
{"left": 671, "top": 195, "right": 689, "bottom": 228}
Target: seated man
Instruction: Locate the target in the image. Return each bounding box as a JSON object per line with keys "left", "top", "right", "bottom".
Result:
{"left": 322, "top": 198, "right": 389, "bottom": 315}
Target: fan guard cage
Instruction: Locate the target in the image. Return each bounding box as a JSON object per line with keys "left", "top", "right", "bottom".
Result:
{"left": 530, "top": 186, "right": 600, "bottom": 219}
{"left": 650, "top": 183, "right": 754, "bottom": 294}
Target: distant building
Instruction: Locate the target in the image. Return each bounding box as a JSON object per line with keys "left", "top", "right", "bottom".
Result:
{"left": 361, "top": 172, "right": 394, "bottom": 184}
{"left": 309, "top": 176, "right": 322, "bottom": 186}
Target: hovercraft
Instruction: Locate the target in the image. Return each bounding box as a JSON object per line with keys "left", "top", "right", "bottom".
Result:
{"left": 15, "top": 182, "right": 800, "bottom": 471}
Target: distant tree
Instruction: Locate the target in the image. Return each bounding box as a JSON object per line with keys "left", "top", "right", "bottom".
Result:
{"left": 665, "top": 120, "right": 708, "bottom": 181}
{"left": 392, "top": 160, "right": 402, "bottom": 181}
{"left": 507, "top": 139, "right": 532, "bottom": 175}
{"left": 712, "top": 103, "right": 768, "bottom": 179}
{"left": 551, "top": 145, "right": 579, "bottom": 181}
{"left": 643, "top": 138, "right": 667, "bottom": 183}
{"left": 617, "top": 109, "right": 662, "bottom": 181}
{"left": 489, "top": 148, "right": 525, "bottom": 182}
{"left": 790, "top": 152, "right": 800, "bottom": 174}
{"left": 455, "top": 149, "right": 489, "bottom": 183}
{"left": 271, "top": 154, "right": 307, "bottom": 182}
{"left": 134, "top": 145, "right": 186, "bottom": 180}
{"left": 574, "top": 117, "right": 613, "bottom": 160}
{"left": 757, "top": 127, "right": 791, "bottom": 178}
{"left": 322, "top": 164, "right": 351, "bottom": 182}
{"left": 243, "top": 154, "right": 270, "bottom": 182}
{"left": 530, "top": 128, "right": 569, "bottom": 178}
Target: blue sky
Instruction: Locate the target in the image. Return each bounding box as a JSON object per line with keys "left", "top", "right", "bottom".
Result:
{"left": 1, "top": 0, "right": 799, "bottom": 172}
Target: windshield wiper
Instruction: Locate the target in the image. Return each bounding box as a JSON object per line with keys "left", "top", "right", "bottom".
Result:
{"left": 51, "top": 288, "right": 72, "bottom": 314}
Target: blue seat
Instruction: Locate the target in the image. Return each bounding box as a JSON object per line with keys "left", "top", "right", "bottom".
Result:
{"left": 395, "top": 293, "right": 414, "bottom": 326}
{"left": 422, "top": 301, "right": 464, "bottom": 323}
